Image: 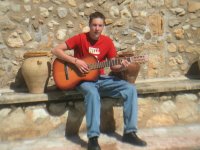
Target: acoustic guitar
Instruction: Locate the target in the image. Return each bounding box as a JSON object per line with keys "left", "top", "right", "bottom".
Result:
{"left": 53, "top": 54, "right": 147, "bottom": 90}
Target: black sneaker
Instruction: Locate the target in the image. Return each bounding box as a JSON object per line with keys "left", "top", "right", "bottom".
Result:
{"left": 88, "top": 136, "right": 101, "bottom": 150}
{"left": 122, "top": 132, "right": 147, "bottom": 147}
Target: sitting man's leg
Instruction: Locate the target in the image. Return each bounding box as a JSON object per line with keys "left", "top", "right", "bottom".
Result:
{"left": 76, "top": 81, "right": 101, "bottom": 150}
{"left": 98, "top": 75, "right": 147, "bottom": 147}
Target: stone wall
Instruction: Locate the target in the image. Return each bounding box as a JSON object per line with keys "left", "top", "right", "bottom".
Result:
{"left": 0, "top": 90, "right": 199, "bottom": 141}
{"left": 0, "top": 0, "right": 200, "bottom": 88}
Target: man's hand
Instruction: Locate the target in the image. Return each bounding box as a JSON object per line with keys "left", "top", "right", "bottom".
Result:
{"left": 75, "top": 59, "right": 89, "bottom": 74}
{"left": 110, "top": 58, "right": 130, "bottom": 72}
{"left": 121, "top": 59, "right": 130, "bottom": 70}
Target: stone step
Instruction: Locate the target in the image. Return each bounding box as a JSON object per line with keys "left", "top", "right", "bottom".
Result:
{"left": 0, "top": 124, "right": 200, "bottom": 150}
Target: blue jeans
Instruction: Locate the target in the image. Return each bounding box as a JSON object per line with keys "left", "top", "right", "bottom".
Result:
{"left": 76, "top": 75, "right": 138, "bottom": 138}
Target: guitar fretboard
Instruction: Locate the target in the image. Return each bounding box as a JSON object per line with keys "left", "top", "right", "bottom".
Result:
{"left": 88, "top": 55, "right": 146, "bottom": 70}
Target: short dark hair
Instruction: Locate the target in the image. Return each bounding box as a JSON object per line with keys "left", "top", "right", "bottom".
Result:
{"left": 89, "top": 12, "right": 105, "bottom": 25}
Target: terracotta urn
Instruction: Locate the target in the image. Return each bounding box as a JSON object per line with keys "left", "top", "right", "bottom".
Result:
{"left": 124, "top": 63, "right": 140, "bottom": 83}
{"left": 21, "top": 51, "right": 51, "bottom": 94}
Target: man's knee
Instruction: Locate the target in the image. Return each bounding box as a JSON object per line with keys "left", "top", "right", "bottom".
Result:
{"left": 125, "top": 83, "right": 137, "bottom": 93}
{"left": 85, "top": 88, "right": 99, "bottom": 96}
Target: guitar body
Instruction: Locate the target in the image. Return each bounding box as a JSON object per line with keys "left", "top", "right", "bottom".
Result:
{"left": 53, "top": 55, "right": 100, "bottom": 90}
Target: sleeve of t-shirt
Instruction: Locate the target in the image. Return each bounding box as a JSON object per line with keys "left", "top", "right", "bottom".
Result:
{"left": 106, "top": 38, "right": 117, "bottom": 59}
{"left": 65, "top": 34, "right": 80, "bottom": 50}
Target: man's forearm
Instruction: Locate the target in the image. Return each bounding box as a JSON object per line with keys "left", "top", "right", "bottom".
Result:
{"left": 51, "top": 43, "right": 77, "bottom": 64}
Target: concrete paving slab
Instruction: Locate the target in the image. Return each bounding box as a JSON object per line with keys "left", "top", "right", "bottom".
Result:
{"left": 0, "top": 124, "right": 200, "bottom": 150}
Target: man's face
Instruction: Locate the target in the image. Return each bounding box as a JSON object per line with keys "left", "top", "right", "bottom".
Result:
{"left": 89, "top": 18, "right": 104, "bottom": 40}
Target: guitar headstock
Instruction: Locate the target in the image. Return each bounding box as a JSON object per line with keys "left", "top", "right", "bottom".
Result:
{"left": 131, "top": 54, "right": 149, "bottom": 64}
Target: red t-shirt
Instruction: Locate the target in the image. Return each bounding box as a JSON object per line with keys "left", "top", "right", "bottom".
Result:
{"left": 65, "top": 33, "right": 117, "bottom": 74}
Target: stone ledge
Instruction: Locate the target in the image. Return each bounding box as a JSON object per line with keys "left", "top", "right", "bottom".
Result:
{"left": 136, "top": 77, "right": 200, "bottom": 94}
{"left": 0, "top": 77, "right": 200, "bottom": 105}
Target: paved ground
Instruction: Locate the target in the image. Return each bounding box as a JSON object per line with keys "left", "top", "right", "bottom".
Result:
{"left": 1, "top": 124, "right": 200, "bottom": 150}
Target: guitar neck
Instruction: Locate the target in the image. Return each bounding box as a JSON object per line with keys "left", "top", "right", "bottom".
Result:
{"left": 88, "top": 55, "right": 146, "bottom": 70}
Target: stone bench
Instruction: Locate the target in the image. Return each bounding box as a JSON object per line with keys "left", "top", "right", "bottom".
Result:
{"left": 0, "top": 77, "right": 200, "bottom": 104}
